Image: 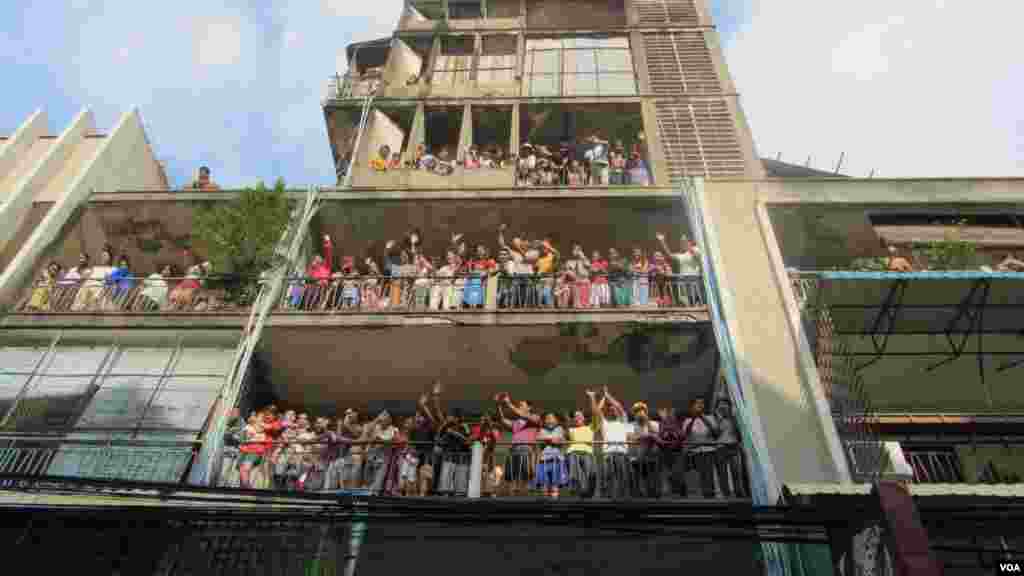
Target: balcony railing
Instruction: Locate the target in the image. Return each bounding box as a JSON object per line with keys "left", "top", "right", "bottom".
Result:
{"left": 278, "top": 272, "right": 705, "bottom": 312}
{"left": 217, "top": 439, "right": 748, "bottom": 501}
{"left": 13, "top": 272, "right": 706, "bottom": 317}
{"left": 0, "top": 435, "right": 199, "bottom": 488}
{"left": 14, "top": 275, "right": 256, "bottom": 314}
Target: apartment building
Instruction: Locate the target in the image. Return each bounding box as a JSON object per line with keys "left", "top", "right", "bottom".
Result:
{"left": 1, "top": 1, "right": 1023, "bottom": 574}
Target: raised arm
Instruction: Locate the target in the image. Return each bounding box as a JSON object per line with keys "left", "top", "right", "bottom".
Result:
{"left": 496, "top": 403, "right": 515, "bottom": 430}
{"left": 430, "top": 380, "right": 445, "bottom": 422}
{"left": 586, "top": 389, "right": 603, "bottom": 429}
{"left": 418, "top": 392, "right": 438, "bottom": 425}
{"left": 655, "top": 232, "right": 673, "bottom": 255}
{"left": 497, "top": 224, "right": 511, "bottom": 252}
{"left": 602, "top": 386, "right": 625, "bottom": 415}
{"left": 501, "top": 395, "right": 531, "bottom": 419}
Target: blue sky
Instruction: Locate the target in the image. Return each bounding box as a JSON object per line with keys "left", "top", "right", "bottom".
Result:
{"left": 2, "top": 1, "right": 1021, "bottom": 186}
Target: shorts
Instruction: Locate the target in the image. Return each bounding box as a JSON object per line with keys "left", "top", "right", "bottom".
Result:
{"left": 342, "top": 453, "right": 364, "bottom": 483}
{"left": 505, "top": 446, "right": 532, "bottom": 483}
{"left": 534, "top": 458, "right": 568, "bottom": 489}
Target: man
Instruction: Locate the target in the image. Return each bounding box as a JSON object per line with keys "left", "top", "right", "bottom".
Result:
{"left": 681, "top": 397, "right": 719, "bottom": 498}
{"left": 627, "top": 401, "right": 661, "bottom": 498}
{"left": 656, "top": 232, "right": 702, "bottom": 306}
{"left": 190, "top": 166, "right": 220, "bottom": 190}
{"left": 589, "top": 387, "right": 631, "bottom": 499}
{"left": 583, "top": 133, "right": 610, "bottom": 185}
{"left": 713, "top": 398, "right": 745, "bottom": 498}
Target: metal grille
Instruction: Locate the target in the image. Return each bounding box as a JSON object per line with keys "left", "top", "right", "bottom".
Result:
{"left": 654, "top": 100, "right": 745, "bottom": 181}
{"left": 634, "top": 0, "right": 700, "bottom": 26}
{"left": 905, "top": 449, "right": 965, "bottom": 483}
{"left": 642, "top": 32, "right": 721, "bottom": 95}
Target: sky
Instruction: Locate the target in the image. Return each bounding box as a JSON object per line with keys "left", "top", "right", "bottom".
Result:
{"left": 1, "top": 1, "right": 1021, "bottom": 186}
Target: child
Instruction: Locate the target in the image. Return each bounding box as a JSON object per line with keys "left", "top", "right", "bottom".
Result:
{"left": 566, "top": 160, "right": 583, "bottom": 186}
{"left": 608, "top": 248, "right": 631, "bottom": 307}
{"left": 388, "top": 151, "right": 402, "bottom": 170}
{"left": 567, "top": 409, "right": 597, "bottom": 498}
{"left": 609, "top": 141, "right": 627, "bottom": 185}
{"left": 589, "top": 250, "right": 610, "bottom": 307}
{"left": 362, "top": 257, "right": 382, "bottom": 309}
{"left": 397, "top": 417, "right": 420, "bottom": 496}
{"left": 341, "top": 257, "right": 361, "bottom": 309}
{"left": 651, "top": 251, "right": 673, "bottom": 307}
{"left": 554, "top": 264, "right": 574, "bottom": 309}
{"left": 534, "top": 412, "right": 568, "bottom": 499}
{"left": 370, "top": 145, "right": 391, "bottom": 171}
{"left": 464, "top": 145, "right": 481, "bottom": 169}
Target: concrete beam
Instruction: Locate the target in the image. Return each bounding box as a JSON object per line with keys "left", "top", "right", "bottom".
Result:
{"left": 0, "top": 109, "right": 47, "bottom": 182}
{"left": 0, "top": 109, "right": 93, "bottom": 255}
{"left": 756, "top": 177, "right": 1024, "bottom": 205}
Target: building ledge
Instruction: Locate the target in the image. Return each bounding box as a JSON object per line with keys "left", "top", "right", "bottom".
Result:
{"left": 0, "top": 308, "right": 709, "bottom": 329}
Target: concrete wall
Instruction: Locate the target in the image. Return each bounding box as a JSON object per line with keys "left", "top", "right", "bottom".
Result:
{"left": 360, "top": 110, "right": 408, "bottom": 172}
{"left": 0, "top": 109, "right": 94, "bottom": 261}
{"left": 384, "top": 38, "right": 425, "bottom": 90}
{"left": 699, "top": 179, "right": 849, "bottom": 491}
{"left": 0, "top": 110, "right": 170, "bottom": 307}
{"left": 0, "top": 109, "right": 47, "bottom": 184}
{"left": 525, "top": 0, "right": 626, "bottom": 28}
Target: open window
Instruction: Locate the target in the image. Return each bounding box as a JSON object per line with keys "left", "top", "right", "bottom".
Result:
{"left": 518, "top": 103, "right": 650, "bottom": 186}
{"left": 362, "top": 106, "right": 416, "bottom": 171}
{"left": 344, "top": 40, "right": 391, "bottom": 97}
{"left": 470, "top": 106, "right": 513, "bottom": 168}
{"left": 524, "top": 36, "right": 636, "bottom": 97}
{"left": 432, "top": 36, "right": 476, "bottom": 87}
{"left": 327, "top": 108, "right": 363, "bottom": 183}
{"left": 477, "top": 35, "right": 518, "bottom": 86}
{"left": 423, "top": 106, "right": 465, "bottom": 164}
{"left": 449, "top": 0, "right": 484, "bottom": 19}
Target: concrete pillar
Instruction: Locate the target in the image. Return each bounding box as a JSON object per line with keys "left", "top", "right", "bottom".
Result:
{"left": 0, "top": 109, "right": 47, "bottom": 181}
{"left": 468, "top": 441, "right": 484, "bottom": 498}
{"left": 459, "top": 103, "right": 473, "bottom": 156}
{"left": 510, "top": 102, "right": 520, "bottom": 153}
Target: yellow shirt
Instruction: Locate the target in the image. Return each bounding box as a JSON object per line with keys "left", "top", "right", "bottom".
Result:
{"left": 370, "top": 156, "right": 387, "bottom": 171}
{"left": 536, "top": 254, "right": 556, "bottom": 274}
{"left": 567, "top": 425, "right": 594, "bottom": 454}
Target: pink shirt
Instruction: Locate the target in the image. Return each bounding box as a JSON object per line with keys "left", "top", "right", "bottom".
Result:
{"left": 512, "top": 419, "right": 537, "bottom": 444}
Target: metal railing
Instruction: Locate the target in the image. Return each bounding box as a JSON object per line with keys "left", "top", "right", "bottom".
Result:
{"left": 278, "top": 272, "right": 705, "bottom": 312}
{"left": 0, "top": 436, "right": 199, "bottom": 488}
{"left": 15, "top": 275, "right": 259, "bottom": 314}
{"left": 216, "top": 439, "right": 747, "bottom": 500}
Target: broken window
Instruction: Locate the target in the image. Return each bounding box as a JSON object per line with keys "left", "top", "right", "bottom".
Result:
{"left": 525, "top": 36, "right": 636, "bottom": 97}
{"left": 477, "top": 35, "right": 518, "bottom": 84}
{"left": 433, "top": 36, "right": 476, "bottom": 86}
{"left": 449, "top": 0, "right": 484, "bottom": 19}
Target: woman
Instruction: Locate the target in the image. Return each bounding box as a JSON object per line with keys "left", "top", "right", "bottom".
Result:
{"left": 650, "top": 251, "right": 673, "bottom": 307}
{"left": 169, "top": 255, "right": 208, "bottom": 311}
{"left": 630, "top": 248, "right": 651, "bottom": 307}
{"left": 137, "top": 264, "right": 173, "bottom": 311}
{"left": 24, "top": 261, "right": 62, "bottom": 312}
{"left": 362, "top": 257, "right": 382, "bottom": 309}
{"left": 71, "top": 244, "right": 115, "bottom": 311}
{"left": 464, "top": 245, "right": 495, "bottom": 309}
{"left": 104, "top": 255, "right": 135, "bottom": 310}
{"left": 54, "top": 255, "right": 90, "bottom": 311}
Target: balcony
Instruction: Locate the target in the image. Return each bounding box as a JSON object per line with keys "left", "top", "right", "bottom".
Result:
{"left": 216, "top": 437, "right": 749, "bottom": 501}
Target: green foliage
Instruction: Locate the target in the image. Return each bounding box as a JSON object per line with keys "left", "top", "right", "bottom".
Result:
{"left": 910, "top": 219, "right": 978, "bottom": 270}
{"left": 849, "top": 256, "right": 888, "bottom": 272}
{"left": 193, "top": 179, "right": 291, "bottom": 302}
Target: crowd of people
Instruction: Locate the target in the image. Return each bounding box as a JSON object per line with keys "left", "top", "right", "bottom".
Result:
{"left": 365, "top": 131, "right": 652, "bottom": 187}
{"left": 284, "top": 227, "right": 704, "bottom": 311}
{"left": 21, "top": 244, "right": 218, "bottom": 313}
{"left": 220, "top": 382, "right": 747, "bottom": 500}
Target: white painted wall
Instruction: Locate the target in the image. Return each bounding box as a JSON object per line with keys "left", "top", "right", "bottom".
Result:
{"left": 0, "top": 109, "right": 168, "bottom": 306}
{"left": 359, "top": 110, "right": 406, "bottom": 168}
{"left": 384, "top": 38, "right": 425, "bottom": 88}
{"left": 0, "top": 109, "right": 47, "bottom": 182}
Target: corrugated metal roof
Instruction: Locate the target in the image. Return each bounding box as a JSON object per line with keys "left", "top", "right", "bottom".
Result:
{"left": 761, "top": 158, "right": 849, "bottom": 179}
{"left": 785, "top": 483, "right": 1024, "bottom": 499}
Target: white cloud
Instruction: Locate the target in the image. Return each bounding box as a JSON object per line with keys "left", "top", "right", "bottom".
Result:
{"left": 726, "top": 0, "right": 1024, "bottom": 177}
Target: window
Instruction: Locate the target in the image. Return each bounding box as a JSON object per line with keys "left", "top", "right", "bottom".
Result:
{"left": 449, "top": 0, "right": 483, "bottom": 19}
{"left": 433, "top": 36, "right": 476, "bottom": 86}
{"left": 525, "top": 37, "right": 636, "bottom": 97}
{"left": 477, "top": 35, "right": 517, "bottom": 84}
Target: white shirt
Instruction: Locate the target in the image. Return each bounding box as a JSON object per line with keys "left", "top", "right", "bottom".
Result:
{"left": 601, "top": 417, "right": 629, "bottom": 454}
{"left": 673, "top": 251, "right": 701, "bottom": 275}
{"left": 683, "top": 415, "right": 718, "bottom": 453}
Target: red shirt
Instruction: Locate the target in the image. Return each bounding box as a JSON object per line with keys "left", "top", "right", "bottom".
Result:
{"left": 471, "top": 425, "right": 501, "bottom": 446}
{"left": 591, "top": 259, "right": 609, "bottom": 283}
{"left": 471, "top": 258, "right": 497, "bottom": 273}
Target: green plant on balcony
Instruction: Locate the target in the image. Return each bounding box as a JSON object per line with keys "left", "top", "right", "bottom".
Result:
{"left": 193, "top": 178, "right": 291, "bottom": 306}
{"left": 910, "top": 219, "right": 978, "bottom": 270}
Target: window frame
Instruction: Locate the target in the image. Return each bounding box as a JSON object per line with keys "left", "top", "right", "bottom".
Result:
{"left": 524, "top": 36, "right": 637, "bottom": 97}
